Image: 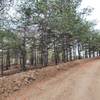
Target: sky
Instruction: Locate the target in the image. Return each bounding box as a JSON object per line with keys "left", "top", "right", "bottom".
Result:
{"left": 8, "top": 0, "right": 100, "bottom": 29}
{"left": 81, "top": 0, "right": 100, "bottom": 29}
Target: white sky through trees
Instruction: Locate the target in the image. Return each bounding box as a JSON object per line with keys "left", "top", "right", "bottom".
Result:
{"left": 8, "top": 0, "right": 100, "bottom": 29}
{"left": 81, "top": 0, "right": 100, "bottom": 29}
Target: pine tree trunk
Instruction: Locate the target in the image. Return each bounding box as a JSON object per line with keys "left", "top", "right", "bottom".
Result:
{"left": 97, "top": 51, "right": 99, "bottom": 56}
{"left": 99, "top": 50, "right": 100, "bottom": 56}
{"left": 72, "top": 44, "right": 76, "bottom": 60}
{"left": 84, "top": 44, "right": 88, "bottom": 59}
{"left": 69, "top": 45, "right": 72, "bottom": 61}
{"left": 92, "top": 49, "right": 95, "bottom": 57}
{"left": 43, "top": 48, "right": 48, "bottom": 67}
{"left": 34, "top": 49, "right": 37, "bottom": 66}
{"left": 6, "top": 49, "right": 10, "bottom": 70}
{"left": 88, "top": 41, "right": 91, "bottom": 58}
{"left": 62, "top": 45, "right": 66, "bottom": 63}
{"left": 66, "top": 48, "right": 69, "bottom": 61}
{"left": 54, "top": 45, "right": 57, "bottom": 65}
{"left": 30, "top": 48, "right": 34, "bottom": 66}
{"left": 1, "top": 42, "right": 4, "bottom": 76}
{"left": 62, "top": 34, "right": 66, "bottom": 63}
{"left": 77, "top": 41, "right": 81, "bottom": 59}
{"left": 1, "top": 48, "right": 3, "bottom": 76}
{"left": 21, "top": 37, "right": 26, "bottom": 71}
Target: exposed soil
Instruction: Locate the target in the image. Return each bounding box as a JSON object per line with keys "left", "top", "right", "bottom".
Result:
{"left": 0, "top": 58, "right": 100, "bottom": 100}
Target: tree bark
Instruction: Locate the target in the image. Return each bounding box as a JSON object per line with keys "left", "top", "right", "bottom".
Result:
{"left": 77, "top": 40, "right": 81, "bottom": 59}
{"left": 1, "top": 48, "right": 3, "bottom": 76}
{"left": 6, "top": 49, "right": 10, "bottom": 70}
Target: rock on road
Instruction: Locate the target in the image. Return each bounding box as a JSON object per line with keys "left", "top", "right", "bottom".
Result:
{"left": 7, "top": 59, "right": 100, "bottom": 100}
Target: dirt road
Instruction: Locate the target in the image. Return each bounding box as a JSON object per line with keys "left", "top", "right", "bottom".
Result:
{"left": 7, "top": 59, "right": 100, "bottom": 100}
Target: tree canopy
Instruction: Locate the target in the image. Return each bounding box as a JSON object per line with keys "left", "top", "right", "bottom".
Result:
{"left": 0, "top": 0, "right": 100, "bottom": 76}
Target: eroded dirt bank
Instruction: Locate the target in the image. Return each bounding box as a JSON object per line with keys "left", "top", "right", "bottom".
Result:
{"left": 0, "top": 58, "right": 99, "bottom": 100}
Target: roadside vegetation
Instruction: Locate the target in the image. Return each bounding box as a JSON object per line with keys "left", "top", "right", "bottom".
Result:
{"left": 0, "top": 0, "right": 100, "bottom": 76}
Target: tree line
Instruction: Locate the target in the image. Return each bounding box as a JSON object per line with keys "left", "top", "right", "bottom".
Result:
{"left": 0, "top": 0, "right": 100, "bottom": 76}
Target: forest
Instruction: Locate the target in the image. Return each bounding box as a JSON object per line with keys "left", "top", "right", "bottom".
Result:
{"left": 0, "top": 0, "right": 100, "bottom": 76}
